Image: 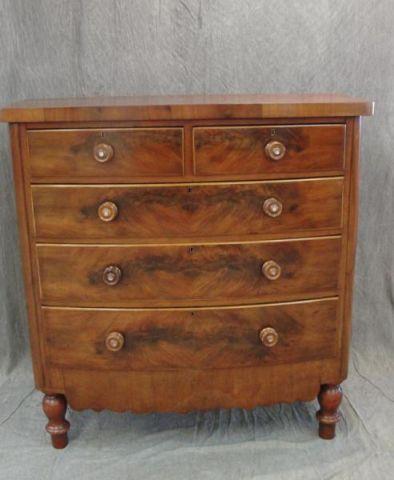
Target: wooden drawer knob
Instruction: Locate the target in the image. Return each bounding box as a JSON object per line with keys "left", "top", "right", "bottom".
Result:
{"left": 93, "top": 143, "right": 114, "bottom": 163}
{"left": 259, "top": 327, "right": 279, "bottom": 347}
{"left": 263, "top": 197, "right": 283, "bottom": 218}
{"left": 262, "top": 260, "right": 281, "bottom": 280}
{"left": 103, "top": 265, "right": 122, "bottom": 286}
{"left": 265, "top": 140, "right": 286, "bottom": 161}
{"left": 98, "top": 201, "right": 118, "bottom": 222}
{"left": 105, "top": 331, "right": 125, "bottom": 352}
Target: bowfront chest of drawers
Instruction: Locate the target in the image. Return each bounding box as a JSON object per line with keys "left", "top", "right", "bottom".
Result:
{"left": 0, "top": 94, "right": 373, "bottom": 448}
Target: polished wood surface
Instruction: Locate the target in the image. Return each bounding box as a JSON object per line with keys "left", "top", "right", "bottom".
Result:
{"left": 42, "top": 299, "right": 338, "bottom": 370}
{"left": 194, "top": 125, "right": 345, "bottom": 177}
{"left": 61, "top": 359, "right": 341, "bottom": 413}
{"left": 28, "top": 128, "right": 184, "bottom": 179}
{"left": 1, "top": 94, "right": 372, "bottom": 445}
{"left": 0, "top": 94, "right": 374, "bottom": 122}
{"left": 105, "top": 331, "right": 125, "bottom": 352}
{"left": 42, "top": 394, "right": 70, "bottom": 449}
{"left": 9, "top": 125, "right": 45, "bottom": 388}
{"left": 340, "top": 118, "right": 360, "bottom": 379}
{"left": 261, "top": 259, "right": 282, "bottom": 280}
{"left": 37, "top": 238, "right": 341, "bottom": 307}
{"left": 32, "top": 178, "right": 344, "bottom": 242}
{"left": 259, "top": 326, "right": 279, "bottom": 348}
{"left": 24, "top": 117, "right": 352, "bottom": 185}
{"left": 97, "top": 201, "right": 118, "bottom": 223}
{"left": 317, "top": 384, "right": 343, "bottom": 439}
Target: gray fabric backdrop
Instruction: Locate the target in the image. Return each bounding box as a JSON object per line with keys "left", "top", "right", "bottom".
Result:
{"left": 0, "top": 1, "right": 393, "bottom": 479}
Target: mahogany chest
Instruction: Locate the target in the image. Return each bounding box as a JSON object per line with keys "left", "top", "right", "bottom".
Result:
{"left": 0, "top": 94, "right": 373, "bottom": 448}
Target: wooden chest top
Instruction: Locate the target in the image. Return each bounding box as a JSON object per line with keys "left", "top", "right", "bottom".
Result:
{"left": 0, "top": 93, "right": 373, "bottom": 122}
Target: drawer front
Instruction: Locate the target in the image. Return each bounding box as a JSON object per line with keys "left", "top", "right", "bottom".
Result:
{"left": 193, "top": 125, "right": 345, "bottom": 177}
{"left": 37, "top": 238, "right": 341, "bottom": 307}
{"left": 28, "top": 128, "right": 184, "bottom": 179}
{"left": 42, "top": 299, "right": 339, "bottom": 370}
{"left": 32, "top": 178, "right": 343, "bottom": 241}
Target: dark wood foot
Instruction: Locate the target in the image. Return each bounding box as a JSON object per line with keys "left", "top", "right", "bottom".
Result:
{"left": 316, "top": 384, "right": 343, "bottom": 439}
{"left": 42, "top": 394, "right": 70, "bottom": 449}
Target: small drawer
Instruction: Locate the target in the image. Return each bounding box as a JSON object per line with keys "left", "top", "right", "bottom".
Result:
{"left": 37, "top": 237, "right": 341, "bottom": 308}
{"left": 27, "top": 128, "right": 184, "bottom": 180}
{"left": 42, "top": 298, "right": 339, "bottom": 371}
{"left": 193, "top": 125, "right": 345, "bottom": 177}
{"left": 32, "top": 178, "right": 344, "bottom": 242}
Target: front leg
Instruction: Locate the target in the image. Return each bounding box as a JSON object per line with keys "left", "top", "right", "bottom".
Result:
{"left": 42, "top": 394, "right": 70, "bottom": 448}
{"left": 316, "top": 384, "right": 343, "bottom": 439}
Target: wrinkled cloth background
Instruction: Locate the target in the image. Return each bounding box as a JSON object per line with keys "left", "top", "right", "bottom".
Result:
{"left": 0, "top": 1, "right": 393, "bottom": 479}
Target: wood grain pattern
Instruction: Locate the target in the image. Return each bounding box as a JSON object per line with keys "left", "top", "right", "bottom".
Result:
{"left": 59, "top": 358, "right": 342, "bottom": 413}
{"left": 0, "top": 94, "right": 374, "bottom": 122}
{"left": 1, "top": 96, "right": 372, "bottom": 444}
{"left": 194, "top": 125, "right": 345, "bottom": 177}
{"left": 42, "top": 299, "right": 339, "bottom": 371}
{"left": 31, "top": 178, "right": 344, "bottom": 242}
{"left": 37, "top": 238, "right": 341, "bottom": 307}
{"left": 22, "top": 118, "right": 351, "bottom": 185}
{"left": 8, "top": 125, "right": 45, "bottom": 388}
{"left": 340, "top": 117, "right": 360, "bottom": 379}
{"left": 27, "top": 128, "right": 184, "bottom": 179}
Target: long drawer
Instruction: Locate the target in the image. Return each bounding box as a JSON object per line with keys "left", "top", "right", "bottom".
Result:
{"left": 32, "top": 178, "right": 343, "bottom": 242}
{"left": 27, "top": 128, "right": 184, "bottom": 180}
{"left": 193, "top": 125, "right": 345, "bottom": 177}
{"left": 42, "top": 298, "right": 339, "bottom": 371}
{"left": 37, "top": 237, "right": 341, "bottom": 307}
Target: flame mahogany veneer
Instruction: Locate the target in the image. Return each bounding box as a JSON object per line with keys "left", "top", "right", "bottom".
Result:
{"left": 0, "top": 94, "right": 373, "bottom": 448}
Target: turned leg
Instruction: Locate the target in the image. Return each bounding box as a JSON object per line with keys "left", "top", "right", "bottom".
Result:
{"left": 316, "top": 384, "right": 343, "bottom": 439}
{"left": 42, "top": 394, "right": 70, "bottom": 449}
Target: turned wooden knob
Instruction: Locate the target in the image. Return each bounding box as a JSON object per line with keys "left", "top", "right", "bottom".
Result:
{"left": 93, "top": 143, "right": 114, "bottom": 163}
{"left": 98, "top": 201, "right": 118, "bottom": 222}
{"left": 103, "top": 265, "right": 122, "bottom": 286}
{"left": 105, "top": 331, "right": 125, "bottom": 352}
{"left": 259, "top": 327, "right": 279, "bottom": 347}
{"left": 263, "top": 197, "right": 283, "bottom": 218}
{"left": 262, "top": 260, "right": 281, "bottom": 280}
{"left": 265, "top": 140, "right": 286, "bottom": 160}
